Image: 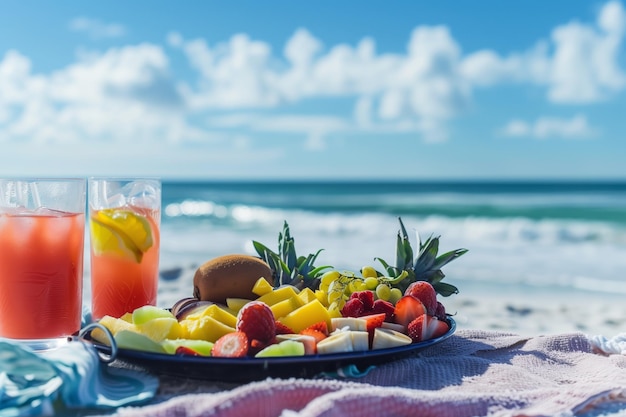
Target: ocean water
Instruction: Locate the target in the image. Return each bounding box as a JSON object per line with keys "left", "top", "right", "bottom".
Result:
{"left": 152, "top": 180, "right": 626, "bottom": 306}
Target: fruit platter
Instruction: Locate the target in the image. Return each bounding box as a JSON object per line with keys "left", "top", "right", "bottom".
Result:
{"left": 84, "top": 218, "right": 466, "bottom": 382}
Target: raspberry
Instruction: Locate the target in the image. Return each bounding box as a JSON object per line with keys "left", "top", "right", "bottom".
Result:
{"left": 341, "top": 298, "right": 365, "bottom": 317}
{"left": 350, "top": 290, "right": 375, "bottom": 310}
{"left": 236, "top": 301, "right": 276, "bottom": 343}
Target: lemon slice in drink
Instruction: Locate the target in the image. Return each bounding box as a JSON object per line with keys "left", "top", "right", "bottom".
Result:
{"left": 90, "top": 209, "right": 154, "bottom": 263}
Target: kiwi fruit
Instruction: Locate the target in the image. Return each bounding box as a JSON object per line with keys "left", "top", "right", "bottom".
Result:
{"left": 193, "top": 254, "right": 274, "bottom": 304}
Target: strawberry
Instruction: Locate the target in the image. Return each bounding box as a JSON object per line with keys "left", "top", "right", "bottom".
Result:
{"left": 275, "top": 321, "right": 295, "bottom": 335}
{"left": 212, "top": 331, "right": 249, "bottom": 357}
{"left": 407, "top": 315, "right": 450, "bottom": 343}
{"left": 404, "top": 281, "right": 437, "bottom": 315}
{"left": 237, "top": 301, "right": 276, "bottom": 343}
{"left": 372, "top": 299, "right": 395, "bottom": 321}
{"left": 175, "top": 346, "right": 201, "bottom": 356}
{"left": 300, "top": 328, "right": 327, "bottom": 344}
{"left": 341, "top": 298, "right": 365, "bottom": 317}
{"left": 350, "top": 290, "right": 375, "bottom": 310}
{"left": 303, "top": 321, "right": 329, "bottom": 336}
{"left": 249, "top": 338, "right": 273, "bottom": 356}
{"left": 361, "top": 313, "right": 386, "bottom": 333}
{"left": 394, "top": 295, "right": 427, "bottom": 329}
{"left": 360, "top": 312, "right": 386, "bottom": 348}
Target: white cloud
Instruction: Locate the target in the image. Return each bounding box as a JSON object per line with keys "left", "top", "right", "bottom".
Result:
{"left": 69, "top": 17, "right": 126, "bottom": 39}
{"left": 461, "top": 1, "right": 626, "bottom": 103}
{"left": 0, "top": 44, "right": 198, "bottom": 145}
{"left": 500, "top": 114, "right": 596, "bottom": 139}
{"left": 1, "top": 1, "right": 625, "bottom": 157}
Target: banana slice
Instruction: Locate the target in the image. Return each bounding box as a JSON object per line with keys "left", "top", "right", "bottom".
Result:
{"left": 372, "top": 328, "right": 412, "bottom": 350}
{"left": 317, "top": 331, "right": 354, "bottom": 354}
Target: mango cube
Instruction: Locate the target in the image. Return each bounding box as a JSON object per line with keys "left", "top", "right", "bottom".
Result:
{"left": 180, "top": 315, "right": 236, "bottom": 343}
{"left": 270, "top": 296, "right": 304, "bottom": 319}
{"left": 257, "top": 286, "right": 299, "bottom": 306}
{"left": 136, "top": 317, "right": 183, "bottom": 342}
{"left": 252, "top": 277, "right": 274, "bottom": 296}
{"left": 277, "top": 299, "right": 332, "bottom": 333}
{"left": 298, "top": 288, "right": 317, "bottom": 304}
{"left": 185, "top": 304, "right": 237, "bottom": 328}
{"left": 92, "top": 315, "right": 138, "bottom": 345}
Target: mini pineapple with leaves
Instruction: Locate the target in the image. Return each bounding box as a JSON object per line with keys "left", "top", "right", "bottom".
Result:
{"left": 253, "top": 221, "right": 332, "bottom": 291}
{"left": 376, "top": 217, "right": 468, "bottom": 296}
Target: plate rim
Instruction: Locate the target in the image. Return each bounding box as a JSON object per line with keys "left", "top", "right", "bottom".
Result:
{"left": 88, "top": 317, "right": 456, "bottom": 367}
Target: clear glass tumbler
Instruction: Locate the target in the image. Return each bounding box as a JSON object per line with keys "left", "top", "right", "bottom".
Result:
{"left": 0, "top": 178, "right": 86, "bottom": 350}
{"left": 88, "top": 178, "right": 161, "bottom": 321}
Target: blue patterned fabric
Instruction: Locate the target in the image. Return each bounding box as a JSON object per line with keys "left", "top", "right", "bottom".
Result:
{"left": 0, "top": 338, "right": 158, "bottom": 416}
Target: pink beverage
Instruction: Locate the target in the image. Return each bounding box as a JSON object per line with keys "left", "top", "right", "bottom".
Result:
{"left": 90, "top": 206, "right": 160, "bottom": 320}
{"left": 88, "top": 178, "right": 161, "bottom": 321}
{"left": 0, "top": 209, "right": 85, "bottom": 339}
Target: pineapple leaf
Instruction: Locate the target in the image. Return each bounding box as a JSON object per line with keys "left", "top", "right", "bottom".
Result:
{"left": 431, "top": 248, "right": 469, "bottom": 271}
{"left": 432, "top": 281, "right": 459, "bottom": 297}
{"left": 254, "top": 221, "right": 331, "bottom": 289}
{"left": 414, "top": 235, "right": 439, "bottom": 274}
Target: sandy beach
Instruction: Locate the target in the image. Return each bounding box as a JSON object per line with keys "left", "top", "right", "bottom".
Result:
{"left": 153, "top": 264, "right": 626, "bottom": 341}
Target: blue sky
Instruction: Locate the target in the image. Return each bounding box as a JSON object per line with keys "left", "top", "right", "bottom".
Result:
{"left": 1, "top": 1, "right": 625, "bottom": 180}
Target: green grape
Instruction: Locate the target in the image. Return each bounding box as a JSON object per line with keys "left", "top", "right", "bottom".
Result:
{"left": 364, "top": 277, "right": 378, "bottom": 290}
{"left": 361, "top": 266, "right": 377, "bottom": 279}
{"left": 375, "top": 283, "right": 391, "bottom": 301}
{"left": 353, "top": 280, "right": 367, "bottom": 292}
{"left": 347, "top": 280, "right": 360, "bottom": 294}
{"left": 389, "top": 287, "right": 403, "bottom": 304}
{"left": 328, "top": 290, "right": 343, "bottom": 303}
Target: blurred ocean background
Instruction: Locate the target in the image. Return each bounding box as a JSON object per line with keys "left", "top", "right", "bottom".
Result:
{"left": 129, "top": 180, "right": 626, "bottom": 308}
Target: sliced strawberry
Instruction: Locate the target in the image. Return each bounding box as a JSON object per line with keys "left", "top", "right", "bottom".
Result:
{"left": 237, "top": 301, "right": 276, "bottom": 343}
{"left": 407, "top": 315, "right": 449, "bottom": 343}
{"left": 361, "top": 313, "right": 386, "bottom": 332}
{"left": 372, "top": 299, "right": 395, "bottom": 321}
{"left": 404, "top": 281, "right": 437, "bottom": 315}
{"left": 351, "top": 290, "right": 375, "bottom": 310}
{"left": 175, "top": 346, "right": 201, "bottom": 356}
{"left": 361, "top": 312, "right": 386, "bottom": 348}
{"left": 303, "top": 321, "right": 329, "bottom": 336}
{"left": 300, "top": 328, "right": 327, "bottom": 345}
{"left": 212, "top": 331, "right": 249, "bottom": 357}
{"left": 249, "top": 338, "right": 273, "bottom": 356}
{"left": 275, "top": 321, "right": 295, "bottom": 335}
{"left": 394, "top": 295, "right": 427, "bottom": 329}
{"left": 341, "top": 298, "right": 365, "bottom": 317}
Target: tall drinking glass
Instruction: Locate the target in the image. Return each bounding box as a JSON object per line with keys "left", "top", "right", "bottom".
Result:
{"left": 88, "top": 178, "right": 161, "bottom": 321}
{"left": 0, "top": 178, "right": 86, "bottom": 350}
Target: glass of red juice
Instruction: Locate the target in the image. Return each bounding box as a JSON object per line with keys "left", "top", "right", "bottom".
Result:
{"left": 0, "top": 178, "right": 86, "bottom": 350}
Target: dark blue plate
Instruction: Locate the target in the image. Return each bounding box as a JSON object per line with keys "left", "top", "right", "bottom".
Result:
{"left": 89, "top": 318, "right": 455, "bottom": 382}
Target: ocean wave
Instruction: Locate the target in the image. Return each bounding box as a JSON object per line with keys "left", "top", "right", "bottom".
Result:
{"left": 159, "top": 201, "right": 626, "bottom": 297}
